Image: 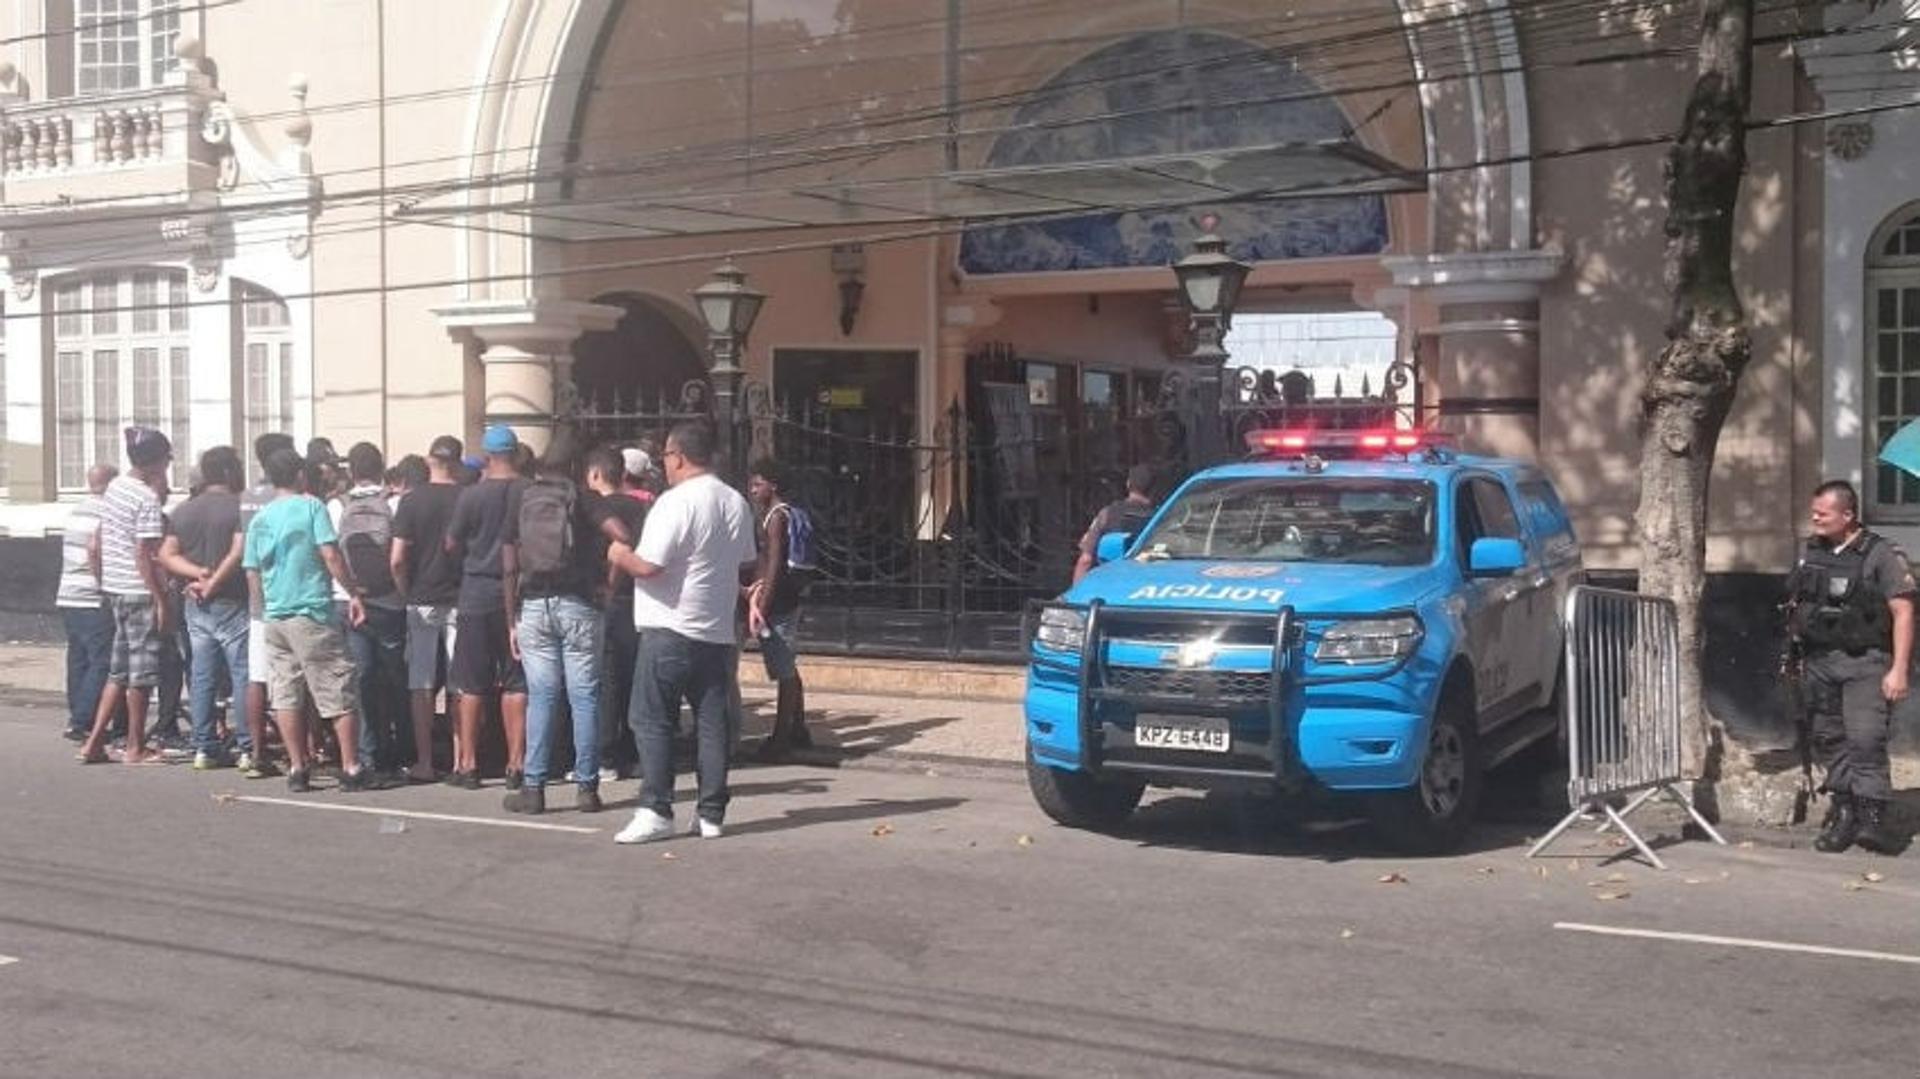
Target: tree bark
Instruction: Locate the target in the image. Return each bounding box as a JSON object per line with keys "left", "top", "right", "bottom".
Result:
{"left": 1635, "top": 0, "right": 1754, "bottom": 785}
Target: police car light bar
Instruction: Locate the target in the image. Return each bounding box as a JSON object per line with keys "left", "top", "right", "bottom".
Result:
{"left": 1245, "top": 429, "right": 1455, "bottom": 457}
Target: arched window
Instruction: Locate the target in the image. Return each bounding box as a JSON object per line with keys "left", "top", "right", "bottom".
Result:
{"left": 1867, "top": 207, "right": 1920, "bottom": 518}
{"left": 51, "top": 268, "right": 189, "bottom": 491}
{"left": 236, "top": 282, "right": 294, "bottom": 460}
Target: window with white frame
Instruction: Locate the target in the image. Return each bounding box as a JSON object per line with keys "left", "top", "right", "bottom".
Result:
{"left": 238, "top": 283, "right": 295, "bottom": 461}
{"left": 1868, "top": 208, "right": 1920, "bottom": 519}
{"left": 52, "top": 269, "right": 191, "bottom": 491}
{"left": 75, "top": 0, "right": 181, "bottom": 94}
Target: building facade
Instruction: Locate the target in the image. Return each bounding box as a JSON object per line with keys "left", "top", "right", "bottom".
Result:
{"left": 0, "top": 0, "right": 1900, "bottom": 579}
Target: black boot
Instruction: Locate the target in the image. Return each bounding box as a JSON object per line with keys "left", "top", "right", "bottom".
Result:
{"left": 1813, "top": 793, "right": 1859, "bottom": 853}
{"left": 1855, "top": 798, "right": 1902, "bottom": 855}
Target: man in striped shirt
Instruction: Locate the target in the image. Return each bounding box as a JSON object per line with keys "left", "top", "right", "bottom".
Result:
{"left": 77, "top": 427, "right": 176, "bottom": 766}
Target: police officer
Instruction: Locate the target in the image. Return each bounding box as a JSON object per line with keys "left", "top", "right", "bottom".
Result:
{"left": 1789, "top": 480, "right": 1916, "bottom": 855}
{"left": 1073, "top": 464, "right": 1158, "bottom": 583}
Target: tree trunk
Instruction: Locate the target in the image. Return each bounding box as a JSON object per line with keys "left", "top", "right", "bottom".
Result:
{"left": 1635, "top": 0, "right": 1754, "bottom": 787}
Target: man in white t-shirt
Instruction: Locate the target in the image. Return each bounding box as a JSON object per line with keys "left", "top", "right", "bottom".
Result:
{"left": 605, "top": 422, "right": 757, "bottom": 844}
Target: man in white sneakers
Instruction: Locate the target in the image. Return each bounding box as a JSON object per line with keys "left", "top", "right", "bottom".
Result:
{"left": 606, "top": 423, "right": 757, "bottom": 843}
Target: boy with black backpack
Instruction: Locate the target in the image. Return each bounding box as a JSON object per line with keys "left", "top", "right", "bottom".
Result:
{"left": 501, "top": 432, "right": 629, "bottom": 815}
{"left": 331, "top": 442, "right": 410, "bottom": 780}
{"left": 747, "top": 458, "right": 817, "bottom": 760}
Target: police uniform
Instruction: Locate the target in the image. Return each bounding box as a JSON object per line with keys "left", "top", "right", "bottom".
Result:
{"left": 1788, "top": 528, "right": 1916, "bottom": 852}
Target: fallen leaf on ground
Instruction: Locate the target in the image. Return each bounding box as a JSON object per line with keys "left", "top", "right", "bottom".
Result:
{"left": 1605, "top": 872, "right": 1629, "bottom": 883}
{"left": 1339, "top": 928, "right": 1356, "bottom": 940}
{"left": 871, "top": 823, "right": 894, "bottom": 837}
{"left": 1683, "top": 878, "right": 1706, "bottom": 886}
{"left": 1475, "top": 866, "right": 1496, "bottom": 875}
{"left": 1844, "top": 880, "right": 1866, "bottom": 892}
{"left": 1567, "top": 859, "right": 1583, "bottom": 872}
{"left": 211, "top": 791, "right": 237, "bottom": 804}
{"left": 1534, "top": 865, "right": 1551, "bottom": 878}
{"left": 1737, "top": 840, "right": 1755, "bottom": 850}
{"left": 1377, "top": 872, "right": 1408, "bottom": 885}
{"left": 1863, "top": 871, "right": 1886, "bottom": 884}
{"left": 660, "top": 852, "right": 678, "bottom": 861}
{"left": 1594, "top": 891, "right": 1631, "bottom": 901}
{"left": 1609, "top": 837, "right": 1630, "bottom": 849}
{"left": 1016, "top": 834, "right": 1034, "bottom": 848}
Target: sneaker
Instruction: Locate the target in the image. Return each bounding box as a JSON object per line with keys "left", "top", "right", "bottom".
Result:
{"left": 243, "top": 757, "right": 282, "bottom": 780}
{"left": 442, "top": 770, "right": 482, "bottom": 791}
{"left": 286, "top": 768, "right": 313, "bottom": 794}
{"left": 192, "top": 750, "right": 227, "bottom": 771}
{"left": 503, "top": 787, "right": 545, "bottom": 815}
{"left": 692, "top": 817, "right": 724, "bottom": 840}
{"left": 505, "top": 769, "right": 525, "bottom": 792}
{"left": 234, "top": 751, "right": 253, "bottom": 772}
{"left": 576, "top": 787, "right": 603, "bottom": 814}
{"left": 338, "top": 768, "right": 378, "bottom": 793}
{"left": 614, "top": 808, "right": 675, "bottom": 845}
{"left": 63, "top": 727, "right": 88, "bottom": 743}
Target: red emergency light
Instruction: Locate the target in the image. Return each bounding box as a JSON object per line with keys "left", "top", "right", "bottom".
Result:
{"left": 1245, "top": 428, "right": 1453, "bottom": 458}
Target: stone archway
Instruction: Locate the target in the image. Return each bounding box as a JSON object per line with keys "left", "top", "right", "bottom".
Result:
{"left": 570, "top": 292, "right": 708, "bottom": 411}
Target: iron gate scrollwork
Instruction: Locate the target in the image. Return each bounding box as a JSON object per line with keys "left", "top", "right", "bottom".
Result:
{"left": 569, "top": 354, "right": 1425, "bottom": 662}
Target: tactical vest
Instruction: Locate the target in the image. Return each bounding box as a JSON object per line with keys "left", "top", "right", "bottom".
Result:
{"left": 1789, "top": 532, "right": 1893, "bottom": 653}
{"left": 1097, "top": 497, "right": 1155, "bottom": 542}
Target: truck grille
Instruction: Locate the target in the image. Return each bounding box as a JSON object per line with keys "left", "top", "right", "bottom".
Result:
{"left": 1104, "top": 666, "right": 1273, "bottom": 702}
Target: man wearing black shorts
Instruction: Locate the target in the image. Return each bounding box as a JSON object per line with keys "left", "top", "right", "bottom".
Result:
{"left": 443, "top": 425, "right": 529, "bottom": 789}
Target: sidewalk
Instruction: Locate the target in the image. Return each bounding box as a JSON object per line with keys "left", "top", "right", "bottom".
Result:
{"left": 0, "top": 639, "right": 1028, "bottom": 772}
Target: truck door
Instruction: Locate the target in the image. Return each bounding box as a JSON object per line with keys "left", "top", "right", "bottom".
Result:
{"left": 1454, "top": 476, "right": 1536, "bottom": 727}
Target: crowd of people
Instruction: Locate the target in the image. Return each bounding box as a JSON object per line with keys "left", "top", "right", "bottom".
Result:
{"left": 56, "top": 420, "right": 817, "bottom": 841}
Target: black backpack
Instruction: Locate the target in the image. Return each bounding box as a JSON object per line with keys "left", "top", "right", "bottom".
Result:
{"left": 336, "top": 490, "right": 397, "bottom": 599}
{"left": 517, "top": 478, "right": 576, "bottom": 577}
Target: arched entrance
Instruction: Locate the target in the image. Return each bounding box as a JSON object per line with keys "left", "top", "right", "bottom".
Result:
{"left": 569, "top": 292, "right": 707, "bottom": 413}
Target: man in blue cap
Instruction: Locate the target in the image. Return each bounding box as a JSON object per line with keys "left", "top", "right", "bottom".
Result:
{"left": 442, "top": 424, "right": 530, "bottom": 787}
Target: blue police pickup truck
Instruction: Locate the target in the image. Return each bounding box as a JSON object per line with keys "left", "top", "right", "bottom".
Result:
{"left": 1025, "top": 429, "right": 1582, "bottom": 853}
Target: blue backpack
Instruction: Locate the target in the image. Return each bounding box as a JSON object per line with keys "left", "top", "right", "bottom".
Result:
{"left": 775, "top": 501, "right": 818, "bottom": 573}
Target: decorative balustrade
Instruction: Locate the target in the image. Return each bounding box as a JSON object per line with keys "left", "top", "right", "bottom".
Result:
{"left": 1, "top": 95, "right": 184, "bottom": 177}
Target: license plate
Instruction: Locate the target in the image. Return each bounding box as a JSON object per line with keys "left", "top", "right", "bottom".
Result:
{"left": 1134, "top": 715, "right": 1230, "bottom": 753}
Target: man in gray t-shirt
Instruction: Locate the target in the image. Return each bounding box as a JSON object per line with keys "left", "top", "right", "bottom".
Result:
{"left": 162, "top": 447, "right": 253, "bottom": 765}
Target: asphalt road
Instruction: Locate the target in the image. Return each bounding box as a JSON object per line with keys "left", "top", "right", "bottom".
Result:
{"left": 2, "top": 699, "right": 1917, "bottom": 1079}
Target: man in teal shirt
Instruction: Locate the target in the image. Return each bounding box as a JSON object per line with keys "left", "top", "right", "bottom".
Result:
{"left": 244, "top": 447, "right": 372, "bottom": 793}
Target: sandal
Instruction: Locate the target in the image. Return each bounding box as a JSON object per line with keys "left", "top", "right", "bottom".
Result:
{"left": 75, "top": 748, "right": 109, "bottom": 765}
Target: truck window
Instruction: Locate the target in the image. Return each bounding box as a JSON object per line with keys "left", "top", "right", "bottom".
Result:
{"left": 1454, "top": 476, "right": 1524, "bottom": 569}
{"left": 1134, "top": 477, "right": 1436, "bottom": 565}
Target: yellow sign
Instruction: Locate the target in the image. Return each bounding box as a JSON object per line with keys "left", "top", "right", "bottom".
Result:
{"left": 826, "top": 386, "right": 865, "bottom": 409}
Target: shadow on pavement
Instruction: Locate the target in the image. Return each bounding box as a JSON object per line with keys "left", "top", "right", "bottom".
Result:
{"left": 725, "top": 795, "right": 966, "bottom": 837}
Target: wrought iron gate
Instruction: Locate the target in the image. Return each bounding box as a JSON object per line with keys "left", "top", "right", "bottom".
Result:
{"left": 572, "top": 356, "right": 1424, "bottom": 662}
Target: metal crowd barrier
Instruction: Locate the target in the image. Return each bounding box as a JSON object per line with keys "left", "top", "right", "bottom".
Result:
{"left": 1527, "top": 586, "right": 1726, "bottom": 869}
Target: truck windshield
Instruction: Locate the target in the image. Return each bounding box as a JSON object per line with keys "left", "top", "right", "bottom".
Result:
{"left": 1135, "top": 477, "right": 1436, "bottom": 565}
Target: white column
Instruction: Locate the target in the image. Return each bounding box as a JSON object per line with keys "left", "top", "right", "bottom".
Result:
{"left": 4, "top": 273, "right": 47, "bottom": 501}
{"left": 434, "top": 298, "right": 623, "bottom": 453}
{"left": 187, "top": 265, "right": 234, "bottom": 455}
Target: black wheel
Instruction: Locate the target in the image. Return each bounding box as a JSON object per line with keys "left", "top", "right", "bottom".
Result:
{"left": 1368, "top": 686, "right": 1482, "bottom": 854}
{"left": 1026, "top": 747, "right": 1145, "bottom": 831}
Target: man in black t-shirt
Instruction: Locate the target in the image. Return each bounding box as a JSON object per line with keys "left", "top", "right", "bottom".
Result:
{"left": 391, "top": 434, "right": 465, "bottom": 783}
{"left": 501, "top": 439, "right": 629, "bottom": 815}
{"left": 162, "top": 446, "right": 250, "bottom": 768}
{"left": 586, "top": 447, "right": 647, "bottom": 779}
{"left": 442, "top": 426, "right": 530, "bottom": 789}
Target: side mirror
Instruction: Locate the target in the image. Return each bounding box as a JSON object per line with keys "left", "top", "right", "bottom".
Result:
{"left": 1095, "top": 531, "right": 1134, "bottom": 565}
{"left": 1468, "top": 537, "right": 1526, "bottom": 577}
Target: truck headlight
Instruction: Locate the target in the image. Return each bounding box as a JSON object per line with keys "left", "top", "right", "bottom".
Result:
{"left": 1314, "top": 616, "right": 1422, "bottom": 665}
{"left": 1036, "top": 605, "right": 1088, "bottom": 653}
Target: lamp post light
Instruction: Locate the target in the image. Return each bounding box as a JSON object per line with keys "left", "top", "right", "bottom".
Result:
{"left": 691, "top": 259, "right": 766, "bottom": 479}
{"left": 1171, "top": 219, "right": 1250, "bottom": 467}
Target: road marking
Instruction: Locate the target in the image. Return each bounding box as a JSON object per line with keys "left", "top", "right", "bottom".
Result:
{"left": 230, "top": 795, "right": 602, "bottom": 835}
{"left": 0, "top": 955, "right": 17, "bottom": 967}
{"left": 1555, "top": 922, "right": 1920, "bottom": 966}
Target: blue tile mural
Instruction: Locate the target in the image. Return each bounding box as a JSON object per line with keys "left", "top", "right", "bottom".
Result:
{"left": 959, "top": 30, "right": 1389, "bottom": 275}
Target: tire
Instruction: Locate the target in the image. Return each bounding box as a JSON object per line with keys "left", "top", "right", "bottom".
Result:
{"left": 1368, "top": 686, "right": 1483, "bottom": 854}
{"left": 1026, "top": 747, "right": 1145, "bottom": 831}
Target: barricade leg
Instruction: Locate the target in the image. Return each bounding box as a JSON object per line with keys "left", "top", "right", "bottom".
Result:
{"left": 1527, "top": 805, "right": 1592, "bottom": 860}
{"left": 1595, "top": 787, "right": 1660, "bottom": 834}
{"left": 1659, "top": 783, "right": 1728, "bottom": 846}
{"left": 1602, "top": 801, "right": 1667, "bottom": 870}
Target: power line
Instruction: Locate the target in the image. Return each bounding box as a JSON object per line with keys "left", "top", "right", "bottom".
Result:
{"left": 8, "top": 88, "right": 1912, "bottom": 331}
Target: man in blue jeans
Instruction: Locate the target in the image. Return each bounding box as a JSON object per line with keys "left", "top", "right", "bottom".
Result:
{"left": 606, "top": 423, "right": 758, "bottom": 843}
{"left": 161, "top": 447, "right": 252, "bottom": 769}
{"left": 502, "top": 435, "right": 629, "bottom": 815}
{"left": 331, "top": 442, "right": 410, "bottom": 781}
{"left": 56, "top": 464, "right": 117, "bottom": 741}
